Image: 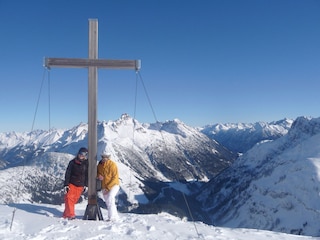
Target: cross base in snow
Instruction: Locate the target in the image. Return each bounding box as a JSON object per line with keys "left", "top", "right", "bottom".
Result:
{"left": 83, "top": 196, "right": 103, "bottom": 220}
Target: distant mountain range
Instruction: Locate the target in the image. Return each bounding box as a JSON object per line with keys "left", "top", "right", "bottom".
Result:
{"left": 1, "top": 114, "right": 320, "bottom": 237}
{"left": 199, "top": 118, "right": 293, "bottom": 153}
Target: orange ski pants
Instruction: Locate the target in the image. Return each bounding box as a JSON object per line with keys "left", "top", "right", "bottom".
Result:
{"left": 63, "top": 183, "right": 83, "bottom": 218}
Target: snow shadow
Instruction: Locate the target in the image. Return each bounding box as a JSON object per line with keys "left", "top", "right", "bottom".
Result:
{"left": 8, "top": 203, "right": 62, "bottom": 217}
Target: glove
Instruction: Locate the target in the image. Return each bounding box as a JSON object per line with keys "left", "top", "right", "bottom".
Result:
{"left": 83, "top": 186, "right": 88, "bottom": 194}
{"left": 64, "top": 186, "right": 69, "bottom": 194}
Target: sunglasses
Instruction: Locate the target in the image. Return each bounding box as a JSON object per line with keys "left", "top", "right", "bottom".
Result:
{"left": 79, "top": 151, "right": 88, "bottom": 157}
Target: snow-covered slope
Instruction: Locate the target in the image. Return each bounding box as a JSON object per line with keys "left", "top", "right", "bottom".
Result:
{"left": 1, "top": 202, "right": 314, "bottom": 240}
{"left": 196, "top": 116, "right": 320, "bottom": 237}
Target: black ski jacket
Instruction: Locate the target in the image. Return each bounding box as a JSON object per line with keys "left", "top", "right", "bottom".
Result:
{"left": 64, "top": 158, "right": 88, "bottom": 187}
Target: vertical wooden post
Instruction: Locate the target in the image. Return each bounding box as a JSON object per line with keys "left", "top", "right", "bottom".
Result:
{"left": 88, "top": 19, "right": 98, "bottom": 203}
{"left": 84, "top": 19, "right": 102, "bottom": 220}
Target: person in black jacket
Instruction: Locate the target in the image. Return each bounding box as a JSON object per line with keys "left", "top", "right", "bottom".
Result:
{"left": 62, "top": 147, "right": 88, "bottom": 219}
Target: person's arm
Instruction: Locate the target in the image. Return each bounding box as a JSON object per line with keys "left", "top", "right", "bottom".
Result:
{"left": 64, "top": 161, "right": 73, "bottom": 186}
{"left": 97, "top": 161, "right": 104, "bottom": 180}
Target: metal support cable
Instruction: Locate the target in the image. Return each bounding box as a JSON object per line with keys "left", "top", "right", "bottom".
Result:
{"left": 136, "top": 72, "right": 202, "bottom": 238}
{"left": 10, "top": 68, "right": 49, "bottom": 230}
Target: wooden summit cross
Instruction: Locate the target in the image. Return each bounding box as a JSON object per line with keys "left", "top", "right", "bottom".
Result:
{"left": 45, "top": 19, "right": 141, "bottom": 220}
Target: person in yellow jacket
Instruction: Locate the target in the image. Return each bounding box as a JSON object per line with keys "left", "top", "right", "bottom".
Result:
{"left": 97, "top": 152, "right": 120, "bottom": 221}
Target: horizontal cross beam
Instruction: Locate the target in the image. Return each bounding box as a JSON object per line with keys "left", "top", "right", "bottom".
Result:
{"left": 44, "top": 57, "right": 141, "bottom": 70}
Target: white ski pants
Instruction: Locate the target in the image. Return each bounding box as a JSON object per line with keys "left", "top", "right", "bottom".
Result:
{"left": 103, "top": 185, "right": 120, "bottom": 220}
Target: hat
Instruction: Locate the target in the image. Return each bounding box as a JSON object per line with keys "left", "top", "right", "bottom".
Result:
{"left": 101, "top": 152, "right": 111, "bottom": 159}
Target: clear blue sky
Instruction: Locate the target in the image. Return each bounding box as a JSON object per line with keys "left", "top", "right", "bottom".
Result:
{"left": 1, "top": 0, "right": 320, "bottom": 132}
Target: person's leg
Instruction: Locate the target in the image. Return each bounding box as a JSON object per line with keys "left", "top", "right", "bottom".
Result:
{"left": 103, "top": 185, "right": 120, "bottom": 220}
{"left": 63, "top": 184, "right": 83, "bottom": 218}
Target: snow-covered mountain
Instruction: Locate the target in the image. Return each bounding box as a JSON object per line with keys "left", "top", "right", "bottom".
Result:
{"left": 196, "top": 116, "right": 320, "bottom": 237}
{"left": 2, "top": 114, "right": 320, "bottom": 237}
{"left": 200, "top": 118, "right": 293, "bottom": 153}
{"left": 0, "top": 114, "right": 236, "bottom": 213}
